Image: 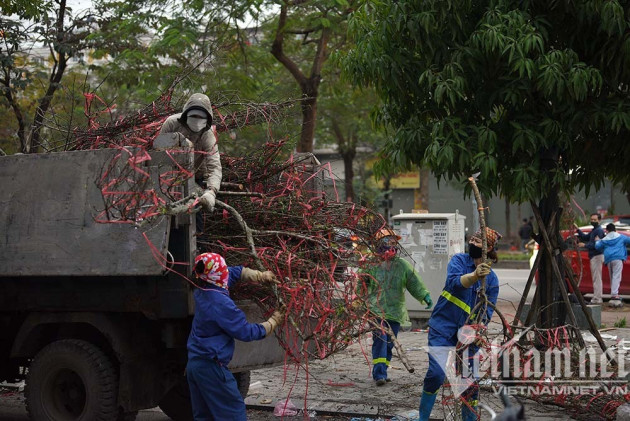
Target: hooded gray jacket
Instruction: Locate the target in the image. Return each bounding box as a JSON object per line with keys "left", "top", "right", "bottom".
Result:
{"left": 160, "top": 93, "right": 222, "bottom": 192}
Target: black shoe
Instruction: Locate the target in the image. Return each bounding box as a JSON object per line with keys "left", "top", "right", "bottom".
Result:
{"left": 386, "top": 378, "right": 392, "bottom": 382}
{"left": 375, "top": 378, "right": 387, "bottom": 386}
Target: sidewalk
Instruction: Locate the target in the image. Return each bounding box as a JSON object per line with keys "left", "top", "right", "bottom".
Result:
{"left": 247, "top": 327, "right": 604, "bottom": 420}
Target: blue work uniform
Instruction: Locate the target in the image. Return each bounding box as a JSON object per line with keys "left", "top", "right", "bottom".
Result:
{"left": 423, "top": 253, "right": 499, "bottom": 410}
{"left": 186, "top": 266, "right": 267, "bottom": 421}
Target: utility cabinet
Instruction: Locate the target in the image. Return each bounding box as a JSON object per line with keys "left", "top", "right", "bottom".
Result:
{"left": 392, "top": 211, "right": 466, "bottom": 326}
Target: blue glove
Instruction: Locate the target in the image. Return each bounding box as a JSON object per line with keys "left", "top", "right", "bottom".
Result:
{"left": 423, "top": 295, "right": 433, "bottom": 309}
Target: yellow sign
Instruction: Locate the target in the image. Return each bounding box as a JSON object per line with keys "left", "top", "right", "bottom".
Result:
{"left": 366, "top": 159, "right": 420, "bottom": 189}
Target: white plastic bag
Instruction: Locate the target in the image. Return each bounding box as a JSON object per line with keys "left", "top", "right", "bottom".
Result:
{"left": 273, "top": 398, "right": 299, "bottom": 416}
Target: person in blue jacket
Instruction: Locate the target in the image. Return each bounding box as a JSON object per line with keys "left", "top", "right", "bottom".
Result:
{"left": 186, "top": 252, "right": 285, "bottom": 421}
{"left": 575, "top": 213, "right": 605, "bottom": 304}
{"left": 418, "top": 227, "right": 502, "bottom": 421}
{"left": 595, "top": 223, "right": 630, "bottom": 308}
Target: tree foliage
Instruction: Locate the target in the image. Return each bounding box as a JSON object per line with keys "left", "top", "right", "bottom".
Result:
{"left": 1, "top": 0, "right": 104, "bottom": 153}
{"left": 344, "top": 0, "right": 630, "bottom": 203}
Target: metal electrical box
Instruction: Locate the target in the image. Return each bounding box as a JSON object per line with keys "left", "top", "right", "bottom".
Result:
{"left": 392, "top": 211, "right": 466, "bottom": 325}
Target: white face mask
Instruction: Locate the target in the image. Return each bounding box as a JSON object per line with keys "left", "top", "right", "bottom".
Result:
{"left": 187, "top": 116, "right": 207, "bottom": 133}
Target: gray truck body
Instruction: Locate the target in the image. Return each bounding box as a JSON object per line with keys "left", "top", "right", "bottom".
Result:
{"left": 0, "top": 147, "right": 285, "bottom": 415}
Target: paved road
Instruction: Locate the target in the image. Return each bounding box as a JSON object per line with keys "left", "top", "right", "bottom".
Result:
{"left": 0, "top": 393, "right": 172, "bottom": 421}
{"left": 494, "top": 268, "right": 534, "bottom": 303}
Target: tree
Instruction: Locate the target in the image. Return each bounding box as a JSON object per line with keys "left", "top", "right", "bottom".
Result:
{"left": 317, "top": 64, "right": 383, "bottom": 202}
{"left": 345, "top": 0, "right": 630, "bottom": 326}
{"left": 1, "top": 0, "right": 100, "bottom": 153}
{"left": 90, "top": 0, "right": 367, "bottom": 157}
{"left": 269, "top": 2, "right": 353, "bottom": 153}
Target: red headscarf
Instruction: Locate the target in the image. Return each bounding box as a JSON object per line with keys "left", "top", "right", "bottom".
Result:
{"left": 470, "top": 227, "right": 502, "bottom": 249}
{"left": 194, "top": 252, "right": 229, "bottom": 289}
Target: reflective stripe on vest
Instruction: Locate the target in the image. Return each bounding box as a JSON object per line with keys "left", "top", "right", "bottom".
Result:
{"left": 440, "top": 290, "right": 471, "bottom": 314}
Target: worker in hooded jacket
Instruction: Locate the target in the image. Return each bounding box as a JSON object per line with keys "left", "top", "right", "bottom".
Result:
{"left": 418, "top": 227, "right": 501, "bottom": 421}
{"left": 160, "top": 93, "right": 222, "bottom": 219}
{"left": 356, "top": 228, "right": 432, "bottom": 386}
{"left": 186, "top": 252, "right": 285, "bottom": 421}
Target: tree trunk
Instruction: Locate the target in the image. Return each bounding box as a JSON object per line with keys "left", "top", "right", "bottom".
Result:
{"left": 299, "top": 95, "right": 317, "bottom": 153}
{"left": 270, "top": 4, "right": 330, "bottom": 154}
{"left": 505, "top": 196, "right": 512, "bottom": 244}
{"left": 535, "top": 148, "right": 564, "bottom": 328}
{"left": 342, "top": 150, "right": 355, "bottom": 201}
{"left": 417, "top": 168, "right": 430, "bottom": 210}
{"left": 331, "top": 118, "right": 356, "bottom": 201}
{"left": 383, "top": 177, "right": 391, "bottom": 223}
{"left": 28, "top": 0, "right": 68, "bottom": 153}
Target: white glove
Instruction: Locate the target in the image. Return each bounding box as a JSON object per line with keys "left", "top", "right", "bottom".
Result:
{"left": 199, "top": 190, "right": 216, "bottom": 212}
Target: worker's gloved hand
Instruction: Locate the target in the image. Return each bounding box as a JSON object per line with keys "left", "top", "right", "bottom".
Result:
{"left": 241, "top": 268, "right": 279, "bottom": 284}
{"left": 423, "top": 294, "right": 433, "bottom": 309}
{"left": 259, "top": 271, "right": 279, "bottom": 284}
{"left": 461, "top": 262, "right": 491, "bottom": 288}
{"left": 199, "top": 190, "right": 216, "bottom": 212}
{"left": 262, "top": 308, "right": 286, "bottom": 336}
{"left": 474, "top": 262, "right": 491, "bottom": 279}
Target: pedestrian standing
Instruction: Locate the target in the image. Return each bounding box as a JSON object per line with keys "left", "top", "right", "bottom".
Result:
{"left": 575, "top": 213, "right": 605, "bottom": 304}
{"left": 356, "top": 228, "right": 432, "bottom": 386}
{"left": 518, "top": 218, "right": 533, "bottom": 253}
{"left": 186, "top": 252, "right": 284, "bottom": 420}
{"left": 418, "top": 227, "right": 502, "bottom": 421}
{"left": 595, "top": 223, "right": 630, "bottom": 308}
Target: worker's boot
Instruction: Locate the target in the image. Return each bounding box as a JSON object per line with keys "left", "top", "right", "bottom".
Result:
{"left": 461, "top": 401, "right": 478, "bottom": 421}
{"left": 418, "top": 390, "right": 437, "bottom": 421}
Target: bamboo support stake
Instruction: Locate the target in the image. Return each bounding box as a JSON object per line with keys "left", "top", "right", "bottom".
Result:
{"left": 512, "top": 248, "right": 541, "bottom": 326}
{"left": 560, "top": 254, "right": 616, "bottom": 365}
{"left": 530, "top": 203, "right": 585, "bottom": 348}
{"left": 468, "top": 177, "right": 488, "bottom": 262}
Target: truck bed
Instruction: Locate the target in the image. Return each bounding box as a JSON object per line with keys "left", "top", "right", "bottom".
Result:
{"left": 0, "top": 149, "right": 180, "bottom": 277}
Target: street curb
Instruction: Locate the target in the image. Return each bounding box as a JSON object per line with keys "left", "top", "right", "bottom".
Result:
{"left": 245, "top": 398, "right": 385, "bottom": 417}
{"left": 494, "top": 260, "right": 529, "bottom": 269}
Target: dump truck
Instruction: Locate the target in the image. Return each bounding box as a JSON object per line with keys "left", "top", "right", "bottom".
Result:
{"left": 0, "top": 139, "right": 296, "bottom": 421}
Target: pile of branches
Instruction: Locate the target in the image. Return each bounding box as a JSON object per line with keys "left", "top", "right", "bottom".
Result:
{"left": 438, "top": 322, "right": 629, "bottom": 420}
{"left": 73, "top": 90, "right": 392, "bottom": 365}
{"left": 195, "top": 140, "right": 389, "bottom": 361}
{"left": 511, "top": 325, "right": 628, "bottom": 420}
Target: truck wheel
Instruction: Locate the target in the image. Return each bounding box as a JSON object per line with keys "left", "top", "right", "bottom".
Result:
{"left": 25, "top": 339, "right": 118, "bottom": 421}
{"left": 159, "top": 371, "right": 251, "bottom": 421}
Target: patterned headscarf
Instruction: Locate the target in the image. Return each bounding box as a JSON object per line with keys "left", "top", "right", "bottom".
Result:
{"left": 470, "top": 227, "right": 502, "bottom": 249}
{"left": 194, "top": 252, "right": 229, "bottom": 289}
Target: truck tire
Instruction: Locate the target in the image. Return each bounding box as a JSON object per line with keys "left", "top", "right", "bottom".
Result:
{"left": 159, "top": 371, "right": 251, "bottom": 421}
{"left": 25, "top": 339, "right": 118, "bottom": 421}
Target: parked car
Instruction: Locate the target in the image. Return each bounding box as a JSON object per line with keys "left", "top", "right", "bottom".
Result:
{"left": 562, "top": 222, "right": 630, "bottom": 298}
